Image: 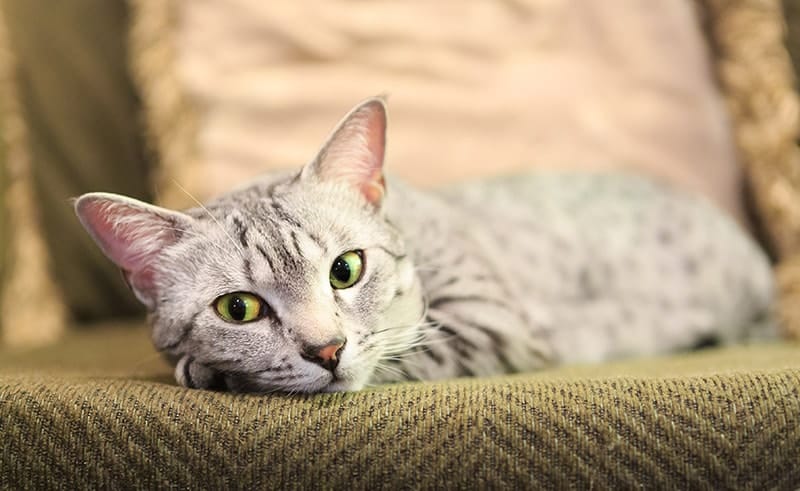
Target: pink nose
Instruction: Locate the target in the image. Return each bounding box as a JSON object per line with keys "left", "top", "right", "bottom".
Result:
{"left": 301, "top": 338, "right": 346, "bottom": 372}
{"left": 318, "top": 342, "right": 344, "bottom": 362}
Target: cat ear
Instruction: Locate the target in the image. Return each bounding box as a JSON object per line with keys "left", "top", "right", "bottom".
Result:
{"left": 74, "top": 192, "right": 192, "bottom": 309}
{"left": 302, "top": 96, "right": 387, "bottom": 207}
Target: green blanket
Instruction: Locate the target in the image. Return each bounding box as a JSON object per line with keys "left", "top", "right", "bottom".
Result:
{"left": 1, "top": 322, "right": 799, "bottom": 489}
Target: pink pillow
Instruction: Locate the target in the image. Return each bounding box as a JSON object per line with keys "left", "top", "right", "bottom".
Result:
{"left": 154, "top": 0, "right": 744, "bottom": 222}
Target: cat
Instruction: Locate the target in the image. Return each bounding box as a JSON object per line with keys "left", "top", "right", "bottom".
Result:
{"left": 74, "top": 97, "right": 775, "bottom": 393}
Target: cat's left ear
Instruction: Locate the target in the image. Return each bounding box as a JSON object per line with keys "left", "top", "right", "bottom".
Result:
{"left": 301, "top": 96, "right": 387, "bottom": 207}
{"left": 74, "top": 193, "right": 193, "bottom": 310}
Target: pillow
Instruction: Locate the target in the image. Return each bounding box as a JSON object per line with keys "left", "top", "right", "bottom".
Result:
{"left": 132, "top": 0, "right": 745, "bottom": 224}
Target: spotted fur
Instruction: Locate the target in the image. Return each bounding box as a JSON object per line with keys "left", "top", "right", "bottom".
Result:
{"left": 75, "top": 97, "right": 775, "bottom": 393}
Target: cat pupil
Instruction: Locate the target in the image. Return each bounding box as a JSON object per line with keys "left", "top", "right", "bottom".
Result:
{"left": 332, "top": 258, "right": 351, "bottom": 282}
{"left": 228, "top": 296, "right": 247, "bottom": 321}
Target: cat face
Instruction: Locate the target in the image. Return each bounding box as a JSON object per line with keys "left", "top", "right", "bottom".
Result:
{"left": 75, "top": 98, "right": 425, "bottom": 393}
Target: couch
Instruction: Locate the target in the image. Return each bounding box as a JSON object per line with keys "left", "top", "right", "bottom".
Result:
{"left": 1, "top": 0, "right": 799, "bottom": 488}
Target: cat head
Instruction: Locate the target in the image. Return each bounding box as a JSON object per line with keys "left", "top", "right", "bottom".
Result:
{"left": 75, "top": 97, "right": 425, "bottom": 393}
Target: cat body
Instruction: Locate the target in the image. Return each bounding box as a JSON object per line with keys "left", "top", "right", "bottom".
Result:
{"left": 382, "top": 174, "right": 773, "bottom": 382}
{"left": 75, "top": 98, "right": 774, "bottom": 393}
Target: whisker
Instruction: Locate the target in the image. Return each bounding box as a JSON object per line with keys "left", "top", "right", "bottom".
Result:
{"left": 372, "top": 362, "right": 406, "bottom": 380}
{"left": 155, "top": 225, "right": 204, "bottom": 238}
{"left": 155, "top": 225, "right": 225, "bottom": 253}
{"left": 369, "top": 320, "right": 439, "bottom": 337}
{"left": 370, "top": 304, "right": 456, "bottom": 362}
{"left": 155, "top": 224, "right": 243, "bottom": 261}
{"left": 171, "top": 178, "right": 246, "bottom": 260}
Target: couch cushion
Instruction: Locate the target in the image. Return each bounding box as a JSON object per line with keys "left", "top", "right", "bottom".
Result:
{"left": 133, "top": 1, "right": 745, "bottom": 225}
{"left": 1, "top": 322, "right": 798, "bottom": 488}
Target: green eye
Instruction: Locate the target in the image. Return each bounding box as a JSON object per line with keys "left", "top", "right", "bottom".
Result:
{"left": 214, "top": 292, "right": 266, "bottom": 323}
{"left": 330, "top": 250, "right": 364, "bottom": 289}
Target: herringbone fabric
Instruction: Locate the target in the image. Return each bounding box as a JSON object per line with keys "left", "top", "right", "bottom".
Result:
{"left": 2, "top": 324, "right": 799, "bottom": 489}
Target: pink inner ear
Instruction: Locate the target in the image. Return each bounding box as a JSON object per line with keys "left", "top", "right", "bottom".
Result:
{"left": 313, "top": 99, "right": 388, "bottom": 206}
{"left": 361, "top": 101, "right": 386, "bottom": 169}
{"left": 361, "top": 172, "right": 386, "bottom": 205}
{"left": 79, "top": 199, "right": 160, "bottom": 272}
{"left": 77, "top": 196, "right": 184, "bottom": 305}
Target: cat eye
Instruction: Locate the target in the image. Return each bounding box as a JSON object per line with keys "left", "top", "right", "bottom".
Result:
{"left": 214, "top": 292, "right": 267, "bottom": 323}
{"left": 330, "top": 250, "right": 364, "bottom": 289}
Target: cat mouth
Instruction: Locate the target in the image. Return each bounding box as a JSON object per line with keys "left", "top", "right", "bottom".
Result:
{"left": 318, "top": 369, "right": 362, "bottom": 393}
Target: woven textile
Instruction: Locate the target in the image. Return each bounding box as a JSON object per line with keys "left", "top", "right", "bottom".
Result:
{"left": 2, "top": 324, "right": 799, "bottom": 489}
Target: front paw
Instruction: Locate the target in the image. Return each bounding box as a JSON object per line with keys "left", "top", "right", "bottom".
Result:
{"left": 174, "top": 356, "right": 226, "bottom": 390}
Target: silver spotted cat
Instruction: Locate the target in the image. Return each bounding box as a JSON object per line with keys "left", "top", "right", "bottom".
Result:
{"left": 75, "top": 97, "right": 774, "bottom": 393}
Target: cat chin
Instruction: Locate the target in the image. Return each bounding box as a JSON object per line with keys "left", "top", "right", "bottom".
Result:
{"left": 243, "top": 370, "right": 366, "bottom": 394}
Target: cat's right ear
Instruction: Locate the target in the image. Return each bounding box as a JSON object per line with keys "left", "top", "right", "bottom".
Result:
{"left": 74, "top": 193, "right": 192, "bottom": 309}
{"left": 301, "top": 96, "right": 388, "bottom": 207}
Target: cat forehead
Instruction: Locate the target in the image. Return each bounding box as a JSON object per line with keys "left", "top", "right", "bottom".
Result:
{"left": 183, "top": 179, "right": 390, "bottom": 257}
{"left": 160, "top": 179, "right": 399, "bottom": 303}
{"left": 199, "top": 177, "right": 376, "bottom": 226}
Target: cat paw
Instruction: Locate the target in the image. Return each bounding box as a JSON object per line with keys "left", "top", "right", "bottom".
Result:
{"left": 174, "top": 355, "right": 226, "bottom": 390}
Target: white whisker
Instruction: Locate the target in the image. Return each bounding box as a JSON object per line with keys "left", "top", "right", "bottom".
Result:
{"left": 171, "top": 178, "right": 246, "bottom": 260}
{"left": 372, "top": 361, "right": 406, "bottom": 380}
{"left": 155, "top": 225, "right": 238, "bottom": 260}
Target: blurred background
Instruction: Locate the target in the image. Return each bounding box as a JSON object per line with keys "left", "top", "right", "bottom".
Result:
{"left": 1, "top": 0, "right": 800, "bottom": 348}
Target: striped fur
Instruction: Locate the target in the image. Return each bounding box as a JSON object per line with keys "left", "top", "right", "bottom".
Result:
{"left": 75, "top": 98, "right": 775, "bottom": 393}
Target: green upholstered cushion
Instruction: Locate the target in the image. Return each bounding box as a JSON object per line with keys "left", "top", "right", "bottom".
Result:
{"left": 1, "top": 322, "right": 799, "bottom": 489}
